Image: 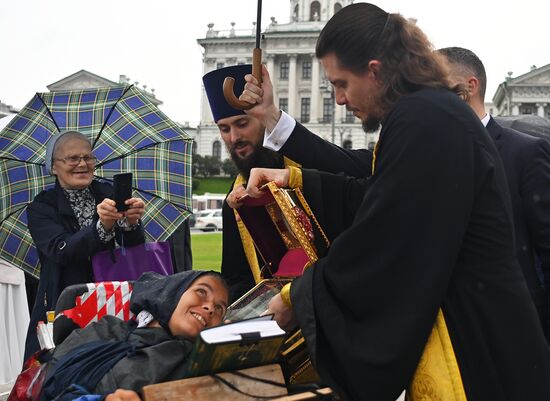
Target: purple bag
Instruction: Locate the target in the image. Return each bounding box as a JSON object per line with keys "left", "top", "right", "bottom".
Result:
{"left": 92, "top": 242, "right": 174, "bottom": 281}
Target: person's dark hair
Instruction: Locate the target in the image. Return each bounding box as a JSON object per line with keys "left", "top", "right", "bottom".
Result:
{"left": 438, "top": 46, "right": 487, "bottom": 100}
{"left": 316, "top": 3, "right": 458, "bottom": 114}
{"left": 200, "top": 270, "right": 229, "bottom": 294}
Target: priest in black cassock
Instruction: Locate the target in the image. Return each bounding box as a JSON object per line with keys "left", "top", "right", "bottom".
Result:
{"left": 233, "top": 3, "right": 550, "bottom": 401}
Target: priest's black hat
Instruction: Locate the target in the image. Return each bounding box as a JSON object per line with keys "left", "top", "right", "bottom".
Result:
{"left": 202, "top": 64, "right": 252, "bottom": 122}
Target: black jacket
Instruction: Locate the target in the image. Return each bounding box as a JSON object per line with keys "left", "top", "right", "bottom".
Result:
{"left": 486, "top": 117, "right": 550, "bottom": 338}
{"left": 24, "top": 180, "right": 145, "bottom": 359}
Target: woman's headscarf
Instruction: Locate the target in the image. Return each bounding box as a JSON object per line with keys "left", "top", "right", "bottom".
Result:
{"left": 130, "top": 270, "right": 210, "bottom": 331}
{"left": 44, "top": 130, "right": 90, "bottom": 175}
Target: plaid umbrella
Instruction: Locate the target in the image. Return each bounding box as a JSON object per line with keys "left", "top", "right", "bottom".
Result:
{"left": 0, "top": 85, "right": 193, "bottom": 278}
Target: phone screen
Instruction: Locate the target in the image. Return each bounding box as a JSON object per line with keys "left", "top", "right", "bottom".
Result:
{"left": 113, "top": 173, "right": 133, "bottom": 211}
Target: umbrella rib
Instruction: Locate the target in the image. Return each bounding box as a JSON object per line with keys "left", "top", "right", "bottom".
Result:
{"left": 37, "top": 93, "right": 61, "bottom": 133}
{"left": 92, "top": 85, "right": 134, "bottom": 150}
{"left": 0, "top": 203, "right": 28, "bottom": 224}
{"left": 0, "top": 156, "right": 45, "bottom": 166}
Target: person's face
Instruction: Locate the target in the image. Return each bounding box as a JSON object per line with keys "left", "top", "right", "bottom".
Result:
{"left": 216, "top": 115, "right": 264, "bottom": 160}
{"left": 51, "top": 137, "right": 95, "bottom": 189}
{"left": 168, "top": 275, "right": 228, "bottom": 339}
{"left": 321, "top": 52, "right": 384, "bottom": 133}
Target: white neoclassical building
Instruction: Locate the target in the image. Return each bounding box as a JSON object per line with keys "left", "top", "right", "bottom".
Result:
{"left": 195, "top": 0, "right": 378, "bottom": 161}
{"left": 492, "top": 63, "right": 550, "bottom": 118}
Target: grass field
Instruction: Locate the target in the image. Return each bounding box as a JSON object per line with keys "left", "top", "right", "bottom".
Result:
{"left": 191, "top": 232, "right": 222, "bottom": 272}
{"left": 194, "top": 177, "right": 233, "bottom": 195}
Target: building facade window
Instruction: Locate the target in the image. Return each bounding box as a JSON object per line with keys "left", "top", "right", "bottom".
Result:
{"left": 294, "top": 4, "right": 299, "bottom": 20}
{"left": 279, "top": 97, "right": 288, "bottom": 113}
{"left": 343, "top": 139, "right": 352, "bottom": 150}
{"left": 345, "top": 109, "right": 356, "bottom": 123}
{"left": 280, "top": 61, "right": 289, "bottom": 79}
{"left": 368, "top": 141, "right": 376, "bottom": 151}
{"left": 334, "top": 2, "right": 342, "bottom": 13}
{"left": 310, "top": 1, "right": 320, "bottom": 21}
{"left": 521, "top": 106, "right": 533, "bottom": 115}
{"left": 212, "top": 140, "right": 221, "bottom": 160}
{"left": 192, "top": 141, "right": 197, "bottom": 154}
{"left": 216, "top": 62, "right": 224, "bottom": 70}
{"left": 322, "top": 98, "right": 333, "bottom": 123}
{"left": 300, "top": 98, "right": 311, "bottom": 123}
{"left": 302, "top": 60, "right": 312, "bottom": 79}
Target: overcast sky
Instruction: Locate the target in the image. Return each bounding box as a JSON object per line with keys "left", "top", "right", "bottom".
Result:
{"left": 1, "top": 0, "right": 549, "bottom": 126}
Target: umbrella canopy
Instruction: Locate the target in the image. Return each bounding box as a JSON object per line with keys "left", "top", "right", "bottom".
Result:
{"left": 0, "top": 85, "right": 193, "bottom": 278}
{"left": 494, "top": 115, "right": 550, "bottom": 140}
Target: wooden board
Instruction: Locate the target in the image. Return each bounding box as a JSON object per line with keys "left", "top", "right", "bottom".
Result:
{"left": 270, "top": 387, "right": 334, "bottom": 401}
{"left": 142, "top": 364, "right": 287, "bottom": 401}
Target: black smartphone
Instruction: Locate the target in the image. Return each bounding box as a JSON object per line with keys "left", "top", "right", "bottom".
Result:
{"left": 113, "top": 173, "right": 133, "bottom": 212}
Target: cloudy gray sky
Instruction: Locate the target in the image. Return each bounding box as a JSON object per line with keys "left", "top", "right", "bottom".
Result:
{"left": 1, "top": 0, "right": 549, "bottom": 126}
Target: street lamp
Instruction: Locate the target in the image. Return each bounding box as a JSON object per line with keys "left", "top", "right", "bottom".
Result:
{"left": 320, "top": 80, "right": 336, "bottom": 144}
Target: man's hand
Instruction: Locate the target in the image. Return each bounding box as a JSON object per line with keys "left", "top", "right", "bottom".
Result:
{"left": 105, "top": 389, "right": 141, "bottom": 401}
{"left": 261, "top": 293, "right": 298, "bottom": 332}
{"left": 241, "top": 65, "right": 282, "bottom": 132}
{"left": 226, "top": 185, "right": 247, "bottom": 209}
{"left": 246, "top": 168, "right": 290, "bottom": 198}
{"left": 124, "top": 197, "right": 145, "bottom": 225}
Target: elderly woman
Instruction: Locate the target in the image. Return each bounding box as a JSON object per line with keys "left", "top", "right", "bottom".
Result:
{"left": 24, "top": 131, "right": 146, "bottom": 360}
{"left": 41, "top": 271, "right": 229, "bottom": 401}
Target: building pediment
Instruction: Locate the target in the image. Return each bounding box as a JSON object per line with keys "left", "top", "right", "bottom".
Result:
{"left": 47, "top": 70, "right": 118, "bottom": 91}
{"left": 507, "top": 63, "right": 550, "bottom": 86}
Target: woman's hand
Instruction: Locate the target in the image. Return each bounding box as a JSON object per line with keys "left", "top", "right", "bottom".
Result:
{"left": 124, "top": 197, "right": 145, "bottom": 225}
{"left": 246, "top": 168, "right": 290, "bottom": 198}
{"left": 97, "top": 198, "right": 122, "bottom": 230}
{"left": 261, "top": 294, "right": 297, "bottom": 332}
{"left": 225, "top": 185, "right": 247, "bottom": 209}
{"left": 105, "top": 389, "right": 141, "bottom": 401}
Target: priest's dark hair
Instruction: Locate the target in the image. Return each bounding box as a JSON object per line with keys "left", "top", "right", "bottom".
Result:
{"left": 315, "top": 3, "right": 459, "bottom": 114}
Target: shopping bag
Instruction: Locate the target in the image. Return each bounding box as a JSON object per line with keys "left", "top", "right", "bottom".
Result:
{"left": 92, "top": 242, "right": 173, "bottom": 281}
{"left": 7, "top": 349, "right": 51, "bottom": 401}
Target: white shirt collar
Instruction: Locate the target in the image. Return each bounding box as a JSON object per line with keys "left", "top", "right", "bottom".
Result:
{"left": 480, "top": 113, "right": 491, "bottom": 127}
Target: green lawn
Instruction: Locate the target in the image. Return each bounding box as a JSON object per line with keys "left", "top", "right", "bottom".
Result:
{"left": 191, "top": 232, "right": 222, "bottom": 272}
{"left": 194, "top": 177, "right": 234, "bottom": 195}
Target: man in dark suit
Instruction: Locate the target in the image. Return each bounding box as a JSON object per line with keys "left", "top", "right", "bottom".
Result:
{"left": 440, "top": 47, "right": 550, "bottom": 341}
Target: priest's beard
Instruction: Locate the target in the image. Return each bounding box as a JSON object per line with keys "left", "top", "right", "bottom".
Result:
{"left": 362, "top": 116, "right": 381, "bottom": 133}
{"left": 230, "top": 141, "right": 284, "bottom": 181}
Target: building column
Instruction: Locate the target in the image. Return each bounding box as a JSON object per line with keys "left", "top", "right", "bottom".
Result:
{"left": 512, "top": 103, "right": 520, "bottom": 115}
{"left": 288, "top": 54, "right": 298, "bottom": 117}
{"left": 266, "top": 54, "right": 275, "bottom": 80}
{"left": 537, "top": 103, "right": 547, "bottom": 117}
{"left": 266, "top": 54, "right": 276, "bottom": 105}
{"left": 310, "top": 55, "right": 320, "bottom": 123}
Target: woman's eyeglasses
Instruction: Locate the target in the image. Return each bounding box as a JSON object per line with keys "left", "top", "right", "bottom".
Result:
{"left": 55, "top": 155, "right": 98, "bottom": 166}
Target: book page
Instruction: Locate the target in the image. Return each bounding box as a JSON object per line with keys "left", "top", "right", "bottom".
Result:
{"left": 200, "top": 317, "right": 285, "bottom": 344}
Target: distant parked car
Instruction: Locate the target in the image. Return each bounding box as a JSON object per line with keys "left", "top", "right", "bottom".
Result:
{"left": 188, "top": 210, "right": 211, "bottom": 228}
{"left": 194, "top": 209, "right": 223, "bottom": 232}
